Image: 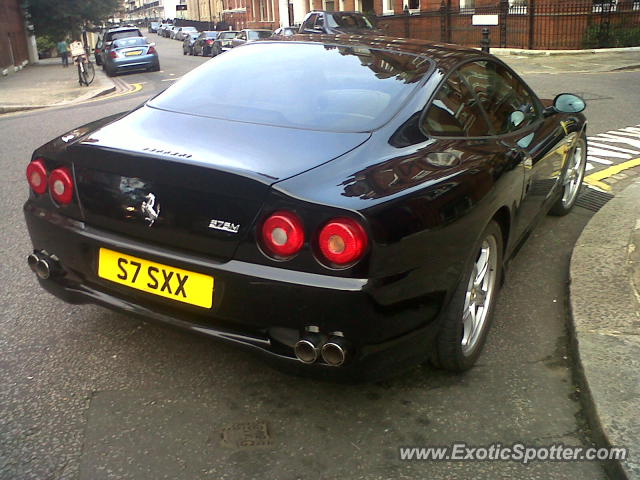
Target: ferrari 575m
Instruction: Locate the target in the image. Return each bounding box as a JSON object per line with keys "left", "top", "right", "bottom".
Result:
{"left": 24, "top": 35, "right": 587, "bottom": 380}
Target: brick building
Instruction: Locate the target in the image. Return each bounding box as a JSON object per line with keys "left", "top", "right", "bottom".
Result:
{"left": 0, "top": 0, "right": 30, "bottom": 73}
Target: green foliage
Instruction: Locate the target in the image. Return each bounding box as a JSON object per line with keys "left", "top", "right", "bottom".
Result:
{"left": 583, "top": 22, "right": 640, "bottom": 48}
{"left": 24, "top": 0, "right": 121, "bottom": 40}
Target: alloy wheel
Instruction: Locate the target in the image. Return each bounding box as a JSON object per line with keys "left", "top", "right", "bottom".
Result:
{"left": 461, "top": 234, "right": 498, "bottom": 356}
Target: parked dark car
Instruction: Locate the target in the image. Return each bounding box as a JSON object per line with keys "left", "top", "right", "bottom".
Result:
{"left": 98, "top": 26, "right": 144, "bottom": 65}
{"left": 93, "top": 28, "right": 108, "bottom": 66}
{"left": 211, "top": 30, "right": 238, "bottom": 56}
{"left": 23, "top": 36, "right": 587, "bottom": 380}
{"left": 102, "top": 36, "right": 159, "bottom": 76}
{"left": 193, "top": 31, "right": 219, "bottom": 56}
{"left": 148, "top": 21, "right": 160, "bottom": 33}
{"left": 299, "top": 11, "right": 378, "bottom": 34}
{"left": 182, "top": 32, "right": 199, "bottom": 55}
{"left": 230, "top": 29, "right": 272, "bottom": 48}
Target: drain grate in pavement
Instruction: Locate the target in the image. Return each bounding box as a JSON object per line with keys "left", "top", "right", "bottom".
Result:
{"left": 575, "top": 187, "right": 614, "bottom": 212}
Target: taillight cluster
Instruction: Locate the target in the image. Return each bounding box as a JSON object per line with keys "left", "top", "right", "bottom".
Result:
{"left": 260, "top": 211, "right": 368, "bottom": 267}
{"left": 109, "top": 51, "right": 119, "bottom": 59}
{"left": 148, "top": 46, "right": 157, "bottom": 54}
{"left": 26, "top": 158, "right": 74, "bottom": 205}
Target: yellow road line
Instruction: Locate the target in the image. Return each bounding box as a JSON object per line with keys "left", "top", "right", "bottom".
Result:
{"left": 584, "top": 157, "right": 640, "bottom": 191}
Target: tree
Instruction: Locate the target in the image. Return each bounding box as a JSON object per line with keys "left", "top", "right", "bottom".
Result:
{"left": 23, "top": 0, "right": 122, "bottom": 40}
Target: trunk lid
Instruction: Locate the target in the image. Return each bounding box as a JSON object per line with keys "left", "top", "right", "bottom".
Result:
{"left": 70, "top": 106, "right": 370, "bottom": 261}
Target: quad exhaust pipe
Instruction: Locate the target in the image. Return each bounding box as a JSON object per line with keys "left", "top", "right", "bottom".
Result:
{"left": 27, "top": 251, "right": 60, "bottom": 280}
{"left": 293, "top": 327, "right": 350, "bottom": 367}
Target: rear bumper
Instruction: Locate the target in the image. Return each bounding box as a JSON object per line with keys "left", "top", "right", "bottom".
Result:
{"left": 109, "top": 54, "right": 158, "bottom": 71}
{"left": 24, "top": 202, "right": 443, "bottom": 380}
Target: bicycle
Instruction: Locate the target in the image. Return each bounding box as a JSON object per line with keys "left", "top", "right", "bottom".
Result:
{"left": 73, "top": 52, "right": 95, "bottom": 86}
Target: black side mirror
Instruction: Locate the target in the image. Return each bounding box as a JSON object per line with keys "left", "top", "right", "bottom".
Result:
{"left": 545, "top": 93, "right": 586, "bottom": 116}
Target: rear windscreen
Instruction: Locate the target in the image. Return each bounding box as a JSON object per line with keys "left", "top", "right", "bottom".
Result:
{"left": 108, "top": 30, "right": 142, "bottom": 41}
{"left": 148, "top": 42, "right": 431, "bottom": 132}
{"left": 114, "top": 37, "right": 147, "bottom": 48}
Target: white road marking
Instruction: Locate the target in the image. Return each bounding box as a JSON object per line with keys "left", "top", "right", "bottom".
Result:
{"left": 591, "top": 134, "right": 640, "bottom": 149}
{"left": 587, "top": 141, "right": 640, "bottom": 155}
{"left": 586, "top": 147, "right": 631, "bottom": 159}
{"left": 584, "top": 124, "right": 640, "bottom": 176}
{"left": 587, "top": 156, "right": 613, "bottom": 164}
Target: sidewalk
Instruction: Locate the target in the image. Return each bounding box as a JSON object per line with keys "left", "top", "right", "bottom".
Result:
{"left": 570, "top": 179, "right": 640, "bottom": 480}
{"left": 492, "top": 46, "right": 640, "bottom": 75}
{"left": 0, "top": 57, "right": 115, "bottom": 114}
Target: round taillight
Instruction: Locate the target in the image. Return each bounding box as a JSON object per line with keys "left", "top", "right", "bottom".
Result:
{"left": 261, "top": 211, "right": 305, "bottom": 258}
{"left": 48, "top": 167, "right": 74, "bottom": 205}
{"left": 26, "top": 159, "right": 48, "bottom": 195}
{"left": 318, "top": 218, "right": 368, "bottom": 266}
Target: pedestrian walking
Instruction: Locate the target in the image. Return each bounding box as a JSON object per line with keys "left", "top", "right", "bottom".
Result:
{"left": 56, "top": 38, "right": 69, "bottom": 67}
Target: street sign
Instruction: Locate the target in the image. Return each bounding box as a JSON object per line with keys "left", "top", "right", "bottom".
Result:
{"left": 472, "top": 14, "right": 499, "bottom": 26}
{"left": 176, "top": 4, "right": 187, "bottom": 10}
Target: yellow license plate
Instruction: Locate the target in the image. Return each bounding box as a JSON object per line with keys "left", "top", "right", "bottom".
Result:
{"left": 98, "top": 248, "right": 214, "bottom": 308}
{"left": 125, "top": 50, "right": 142, "bottom": 56}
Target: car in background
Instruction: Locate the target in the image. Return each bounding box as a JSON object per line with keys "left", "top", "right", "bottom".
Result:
{"left": 158, "top": 23, "right": 173, "bottom": 36}
{"left": 211, "top": 30, "right": 238, "bottom": 56}
{"left": 273, "top": 26, "right": 298, "bottom": 36}
{"left": 93, "top": 28, "right": 108, "bottom": 66}
{"left": 174, "top": 26, "right": 199, "bottom": 41}
{"left": 299, "top": 11, "right": 378, "bottom": 34}
{"left": 182, "top": 32, "right": 199, "bottom": 55}
{"left": 230, "top": 29, "right": 272, "bottom": 48}
{"left": 102, "top": 36, "right": 159, "bottom": 76}
{"left": 148, "top": 21, "right": 160, "bottom": 33}
{"left": 98, "top": 26, "right": 144, "bottom": 65}
{"left": 192, "top": 31, "right": 218, "bottom": 56}
{"left": 164, "top": 26, "right": 179, "bottom": 38}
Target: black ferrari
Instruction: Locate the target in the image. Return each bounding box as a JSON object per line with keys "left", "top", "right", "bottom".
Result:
{"left": 24, "top": 35, "right": 587, "bottom": 380}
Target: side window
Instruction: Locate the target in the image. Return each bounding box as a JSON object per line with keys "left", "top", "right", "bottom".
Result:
{"left": 458, "top": 61, "right": 539, "bottom": 135}
{"left": 303, "top": 14, "right": 318, "bottom": 31}
{"left": 315, "top": 14, "right": 325, "bottom": 30}
{"left": 422, "top": 72, "right": 489, "bottom": 137}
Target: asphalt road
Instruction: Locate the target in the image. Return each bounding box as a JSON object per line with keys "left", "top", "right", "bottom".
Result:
{"left": 1, "top": 35, "right": 639, "bottom": 479}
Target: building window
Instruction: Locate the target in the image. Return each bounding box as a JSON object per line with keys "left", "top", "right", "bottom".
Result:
{"left": 353, "top": 0, "right": 361, "bottom": 10}
{"left": 253, "top": 0, "right": 274, "bottom": 21}
{"left": 460, "top": 0, "right": 474, "bottom": 13}
{"left": 383, "top": 0, "right": 393, "bottom": 15}
{"left": 509, "top": 0, "right": 527, "bottom": 14}
{"left": 324, "top": 0, "right": 335, "bottom": 11}
{"left": 403, "top": 0, "right": 419, "bottom": 11}
{"left": 592, "top": 0, "right": 618, "bottom": 12}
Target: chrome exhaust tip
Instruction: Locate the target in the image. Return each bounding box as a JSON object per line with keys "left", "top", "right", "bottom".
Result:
{"left": 27, "top": 253, "right": 40, "bottom": 272}
{"left": 35, "top": 258, "right": 51, "bottom": 280}
{"left": 294, "top": 339, "right": 319, "bottom": 364}
{"left": 321, "top": 336, "right": 349, "bottom": 367}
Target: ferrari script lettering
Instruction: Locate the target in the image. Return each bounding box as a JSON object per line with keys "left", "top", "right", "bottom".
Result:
{"left": 116, "top": 257, "right": 189, "bottom": 298}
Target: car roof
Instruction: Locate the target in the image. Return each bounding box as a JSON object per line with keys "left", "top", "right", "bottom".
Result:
{"left": 107, "top": 27, "right": 142, "bottom": 33}
{"left": 271, "top": 34, "right": 491, "bottom": 70}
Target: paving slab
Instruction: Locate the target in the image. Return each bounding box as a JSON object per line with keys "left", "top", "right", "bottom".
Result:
{"left": 0, "top": 58, "right": 115, "bottom": 114}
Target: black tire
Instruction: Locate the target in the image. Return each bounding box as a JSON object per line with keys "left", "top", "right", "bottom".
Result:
{"left": 183, "top": 48, "right": 187, "bottom": 55}
{"left": 82, "top": 61, "right": 95, "bottom": 85}
{"left": 149, "top": 63, "right": 160, "bottom": 72}
{"left": 105, "top": 64, "right": 115, "bottom": 77}
{"left": 548, "top": 135, "right": 587, "bottom": 216}
{"left": 432, "top": 220, "right": 504, "bottom": 371}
